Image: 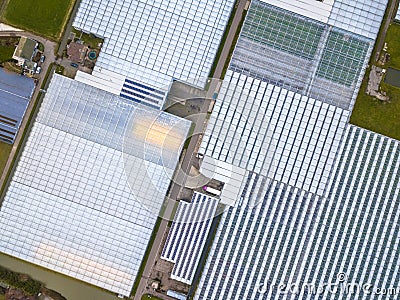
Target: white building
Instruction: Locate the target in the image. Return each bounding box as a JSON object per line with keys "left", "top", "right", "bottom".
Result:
{"left": 0, "top": 74, "right": 191, "bottom": 296}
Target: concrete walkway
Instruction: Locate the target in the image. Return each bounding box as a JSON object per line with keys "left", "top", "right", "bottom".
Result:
{"left": 213, "top": 0, "right": 249, "bottom": 79}
{"left": 133, "top": 97, "right": 212, "bottom": 300}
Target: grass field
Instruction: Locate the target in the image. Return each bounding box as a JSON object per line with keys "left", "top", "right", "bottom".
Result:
{"left": 3, "top": 0, "right": 75, "bottom": 40}
{"left": 0, "top": 45, "right": 14, "bottom": 63}
{"left": 350, "top": 82, "right": 400, "bottom": 140}
{"left": 0, "top": 37, "right": 18, "bottom": 63}
{"left": 350, "top": 21, "right": 400, "bottom": 140}
{"left": 0, "top": 141, "right": 12, "bottom": 176}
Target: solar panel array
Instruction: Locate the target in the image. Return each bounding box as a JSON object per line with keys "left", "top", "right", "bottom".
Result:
{"left": 0, "top": 75, "right": 190, "bottom": 296}
{"left": 161, "top": 192, "right": 219, "bottom": 285}
{"left": 120, "top": 78, "right": 167, "bottom": 109}
{"left": 73, "top": 0, "right": 234, "bottom": 89}
{"left": 194, "top": 0, "right": 399, "bottom": 299}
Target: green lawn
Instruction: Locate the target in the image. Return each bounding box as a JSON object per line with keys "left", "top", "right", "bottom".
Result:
{"left": 72, "top": 28, "right": 103, "bottom": 49}
{"left": 0, "top": 141, "right": 12, "bottom": 177}
{"left": 0, "top": 37, "right": 19, "bottom": 63}
{"left": 385, "top": 23, "right": 400, "bottom": 69}
{"left": 3, "top": 0, "right": 75, "bottom": 40}
{"left": 350, "top": 22, "right": 400, "bottom": 140}
{"left": 350, "top": 81, "right": 400, "bottom": 140}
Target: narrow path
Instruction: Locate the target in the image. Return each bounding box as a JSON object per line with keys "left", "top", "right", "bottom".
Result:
{"left": 133, "top": 2, "right": 249, "bottom": 298}
{"left": 213, "top": 0, "right": 248, "bottom": 79}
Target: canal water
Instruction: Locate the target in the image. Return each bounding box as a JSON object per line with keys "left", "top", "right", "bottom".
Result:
{"left": 384, "top": 67, "right": 400, "bottom": 88}
{"left": 0, "top": 253, "right": 121, "bottom": 300}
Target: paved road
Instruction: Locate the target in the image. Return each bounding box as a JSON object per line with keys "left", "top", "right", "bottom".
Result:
{"left": 374, "top": 0, "right": 399, "bottom": 62}
{"left": 133, "top": 1, "right": 248, "bottom": 298}
{"left": 0, "top": 30, "right": 57, "bottom": 195}
{"left": 213, "top": 0, "right": 248, "bottom": 79}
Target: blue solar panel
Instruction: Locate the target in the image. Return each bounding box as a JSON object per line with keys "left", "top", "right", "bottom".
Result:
{"left": 0, "top": 69, "right": 35, "bottom": 143}
{"left": 119, "top": 94, "right": 159, "bottom": 110}
{"left": 122, "top": 84, "right": 164, "bottom": 100}
{"left": 124, "top": 79, "right": 165, "bottom": 95}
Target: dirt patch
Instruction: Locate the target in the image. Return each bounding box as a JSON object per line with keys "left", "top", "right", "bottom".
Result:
{"left": 366, "top": 65, "right": 389, "bottom": 101}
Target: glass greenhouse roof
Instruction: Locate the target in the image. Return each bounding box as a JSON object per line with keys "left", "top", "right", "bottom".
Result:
{"left": 73, "top": 0, "right": 235, "bottom": 88}
{"left": 0, "top": 75, "right": 191, "bottom": 296}
{"left": 194, "top": 1, "right": 399, "bottom": 299}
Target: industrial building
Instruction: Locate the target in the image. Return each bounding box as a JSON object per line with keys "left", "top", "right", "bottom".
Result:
{"left": 0, "top": 68, "right": 35, "bottom": 143}
{"left": 191, "top": 0, "right": 400, "bottom": 299}
{"left": 0, "top": 74, "right": 190, "bottom": 296}
{"left": 72, "top": 0, "right": 235, "bottom": 108}
{"left": 161, "top": 192, "right": 219, "bottom": 285}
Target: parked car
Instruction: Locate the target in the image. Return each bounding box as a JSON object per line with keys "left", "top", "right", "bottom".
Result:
{"left": 40, "top": 55, "right": 45, "bottom": 63}
{"left": 70, "top": 62, "right": 79, "bottom": 68}
{"left": 35, "top": 67, "right": 42, "bottom": 74}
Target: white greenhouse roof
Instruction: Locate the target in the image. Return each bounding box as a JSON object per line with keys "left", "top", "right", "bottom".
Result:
{"left": 194, "top": 1, "right": 399, "bottom": 299}
{"left": 0, "top": 74, "right": 191, "bottom": 296}
{"left": 261, "top": 0, "right": 335, "bottom": 23}
{"left": 263, "top": 0, "right": 387, "bottom": 39}
{"left": 199, "top": 70, "right": 349, "bottom": 196}
{"left": 195, "top": 126, "right": 400, "bottom": 300}
{"left": 328, "top": 0, "right": 388, "bottom": 39}
{"left": 73, "top": 0, "right": 235, "bottom": 89}
{"left": 161, "top": 192, "right": 219, "bottom": 285}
